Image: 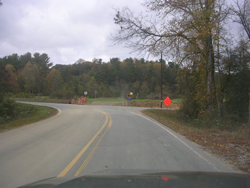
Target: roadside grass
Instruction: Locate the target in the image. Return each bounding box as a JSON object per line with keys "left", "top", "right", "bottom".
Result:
{"left": 87, "top": 98, "right": 160, "bottom": 102}
{"left": 134, "top": 99, "right": 161, "bottom": 102}
{"left": 13, "top": 97, "right": 121, "bottom": 103}
{"left": 0, "top": 103, "right": 58, "bottom": 132}
{"left": 34, "top": 96, "right": 50, "bottom": 99}
{"left": 88, "top": 98, "right": 182, "bottom": 103}
{"left": 12, "top": 97, "right": 69, "bottom": 103}
{"left": 13, "top": 97, "right": 183, "bottom": 104}
{"left": 87, "top": 98, "right": 120, "bottom": 102}
{"left": 171, "top": 98, "right": 183, "bottom": 104}
{"left": 142, "top": 109, "right": 250, "bottom": 173}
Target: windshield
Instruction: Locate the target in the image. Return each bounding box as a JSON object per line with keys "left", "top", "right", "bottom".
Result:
{"left": 0, "top": 0, "right": 249, "bottom": 188}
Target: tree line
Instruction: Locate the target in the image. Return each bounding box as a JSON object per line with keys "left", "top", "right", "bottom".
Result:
{"left": 0, "top": 53, "right": 180, "bottom": 100}
{"left": 0, "top": 45, "right": 249, "bottom": 125}
{"left": 0, "top": 43, "right": 249, "bottom": 124}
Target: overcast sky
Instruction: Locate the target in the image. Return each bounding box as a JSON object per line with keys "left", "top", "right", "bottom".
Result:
{"left": 0, "top": 0, "right": 243, "bottom": 65}
{"left": 0, "top": 0, "right": 148, "bottom": 65}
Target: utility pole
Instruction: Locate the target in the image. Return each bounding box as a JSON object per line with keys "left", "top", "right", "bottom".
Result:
{"left": 161, "top": 51, "right": 163, "bottom": 108}
{"left": 249, "top": 93, "right": 250, "bottom": 125}
{"left": 248, "top": 93, "right": 250, "bottom": 136}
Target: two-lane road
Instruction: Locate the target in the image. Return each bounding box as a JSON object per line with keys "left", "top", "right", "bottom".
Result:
{"left": 0, "top": 103, "right": 235, "bottom": 188}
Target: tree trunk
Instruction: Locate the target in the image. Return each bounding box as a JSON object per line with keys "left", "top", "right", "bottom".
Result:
{"left": 207, "top": 35, "right": 213, "bottom": 113}
{"left": 206, "top": 0, "right": 214, "bottom": 114}
{"left": 216, "top": 14, "right": 221, "bottom": 117}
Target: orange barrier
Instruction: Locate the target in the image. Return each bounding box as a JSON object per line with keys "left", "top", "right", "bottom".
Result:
{"left": 71, "top": 98, "right": 87, "bottom": 105}
{"left": 81, "top": 98, "right": 85, "bottom": 103}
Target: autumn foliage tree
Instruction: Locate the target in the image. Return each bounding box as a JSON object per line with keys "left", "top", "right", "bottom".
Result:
{"left": 0, "top": 62, "right": 8, "bottom": 102}
{"left": 111, "top": 0, "right": 231, "bottom": 118}
{"left": 5, "top": 64, "right": 18, "bottom": 92}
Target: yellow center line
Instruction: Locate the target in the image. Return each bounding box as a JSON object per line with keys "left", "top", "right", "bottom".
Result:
{"left": 57, "top": 112, "right": 108, "bottom": 177}
{"left": 74, "top": 112, "right": 112, "bottom": 176}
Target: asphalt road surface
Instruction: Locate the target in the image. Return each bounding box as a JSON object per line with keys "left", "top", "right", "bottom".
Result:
{"left": 0, "top": 102, "right": 236, "bottom": 188}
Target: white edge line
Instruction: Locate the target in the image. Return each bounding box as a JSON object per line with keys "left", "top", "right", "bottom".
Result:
{"left": 54, "top": 107, "right": 62, "bottom": 116}
{"left": 130, "top": 111, "right": 221, "bottom": 172}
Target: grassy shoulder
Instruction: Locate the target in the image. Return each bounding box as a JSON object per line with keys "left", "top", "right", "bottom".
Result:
{"left": 171, "top": 98, "right": 183, "bottom": 104}
{"left": 141, "top": 109, "right": 250, "bottom": 173}
{"left": 12, "top": 97, "right": 69, "bottom": 103}
{"left": 14, "top": 97, "right": 183, "bottom": 104}
{"left": 88, "top": 98, "right": 163, "bottom": 102}
{"left": 0, "top": 103, "right": 58, "bottom": 132}
{"left": 87, "top": 98, "right": 120, "bottom": 102}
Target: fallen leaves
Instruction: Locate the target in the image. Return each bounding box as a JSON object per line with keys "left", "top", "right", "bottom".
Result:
{"left": 142, "top": 109, "right": 250, "bottom": 173}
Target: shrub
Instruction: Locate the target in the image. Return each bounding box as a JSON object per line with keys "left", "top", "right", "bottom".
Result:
{"left": 0, "top": 97, "right": 16, "bottom": 118}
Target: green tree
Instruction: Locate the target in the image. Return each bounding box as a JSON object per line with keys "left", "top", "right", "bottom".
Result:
{"left": 46, "top": 69, "right": 63, "bottom": 95}
{"left": 124, "top": 58, "right": 136, "bottom": 83}
{"left": 132, "top": 80, "right": 140, "bottom": 96}
{"left": 87, "top": 76, "right": 98, "bottom": 98}
{"left": 5, "top": 54, "right": 21, "bottom": 70}
{"left": 95, "top": 64, "right": 107, "bottom": 84}
{"left": 20, "top": 52, "right": 32, "bottom": 69}
{"left": 140, "top": 81, "right": 149, "bottom": 98}
{"left": 22, "top": 62, "right": 39, "bottom": 94}
{"left": 60, "top": 83, "right": 75, "bottom": 99}
{"left": 223, "top": 40, "right": 250, "bottom": 122}
{"left": 33, "top": 53, "right": 53, "bottom": 77}
{"left": 54, "top": 64, "right": 72, "bottom": 83}
{"left": 107, "top": 58, "right": 122, "bottom": 85}
{"left": 164, "top": 62, "right": 179, "bottom": 94}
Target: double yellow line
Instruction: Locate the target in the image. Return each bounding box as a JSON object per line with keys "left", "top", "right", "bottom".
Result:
{"left": 57, "top": 110, "right": 112, "bottom": 177}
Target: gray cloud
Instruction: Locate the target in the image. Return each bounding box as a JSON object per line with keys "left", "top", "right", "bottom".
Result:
{"left": 0, "top": 0, "right": 145, "bottom": 64}
{"left": 0, "top": 0, "right": 241, "bottom": 65}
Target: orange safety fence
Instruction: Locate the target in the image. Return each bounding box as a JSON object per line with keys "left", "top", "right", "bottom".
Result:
{"left": 69, "top": 97, "right": 87, "bottom": 105}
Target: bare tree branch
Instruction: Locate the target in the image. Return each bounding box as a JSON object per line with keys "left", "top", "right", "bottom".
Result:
{"left": 233, "top": 0, "right": 250, "bottom": 40}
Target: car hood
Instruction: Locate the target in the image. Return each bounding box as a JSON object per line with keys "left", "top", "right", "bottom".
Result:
{"left": 18, "top": 170, "right": 250, "bottom": 188}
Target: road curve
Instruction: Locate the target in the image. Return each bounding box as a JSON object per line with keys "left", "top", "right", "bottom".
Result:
{"left": 0, "top": 102, "right": 235, "bottom": 188}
